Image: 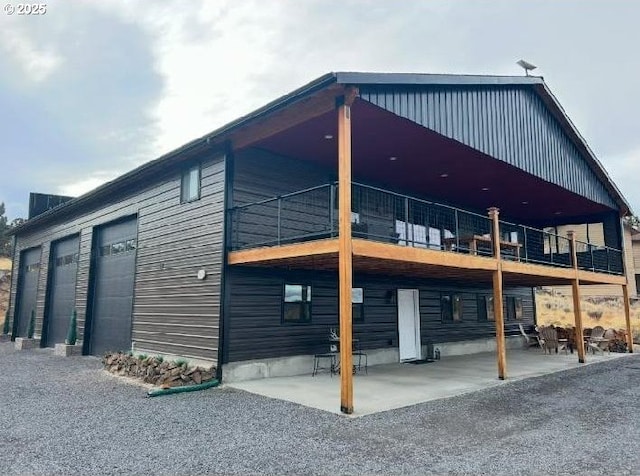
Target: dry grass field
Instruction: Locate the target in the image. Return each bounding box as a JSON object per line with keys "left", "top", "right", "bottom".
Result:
{"left": 535, "top": 287, "right": 640, "bottom": 339}
{"left": 0, "top": 257, "right": 11, "bottom": 270}
{"left": 0, "top": 259, "right": 11, "bottom": 326}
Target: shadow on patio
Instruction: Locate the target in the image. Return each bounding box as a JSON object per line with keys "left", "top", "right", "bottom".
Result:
{"left": 227, "top": 349, "right": 632, "bottom": 417}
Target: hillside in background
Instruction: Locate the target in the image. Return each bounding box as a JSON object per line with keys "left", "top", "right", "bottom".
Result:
{"left": 535, "top": 288, "right": 640, "bottom": 339}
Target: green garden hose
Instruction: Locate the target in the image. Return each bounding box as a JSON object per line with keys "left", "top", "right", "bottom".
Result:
{"left": 146, "top": 379, "right": 219, "bottom": 397}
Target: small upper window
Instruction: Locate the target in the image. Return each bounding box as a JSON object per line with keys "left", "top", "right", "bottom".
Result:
{"left": 507, "top": 296, "right": 524, "bottom": 320}
{"left": 181, "top": 165, "right": 201, "bottom": 203}
{"left": 352, "top": 287, "right": 364, "bottom": 322}
{"left": 477, "top": 295, "right": 495, "bottom": 321}
{"left": 282, "top": 284, "right": 312, "bottom": 324}
{"left": 442, "top": 293, "right": 463, "bottom": 322}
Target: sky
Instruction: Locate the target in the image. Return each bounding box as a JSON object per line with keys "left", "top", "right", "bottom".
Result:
{"left": 1, "top": 0, "right": 639, "bottom": 220}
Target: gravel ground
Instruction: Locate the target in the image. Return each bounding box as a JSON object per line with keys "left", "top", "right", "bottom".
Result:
{"left": 1, "top": 344, "right": 640, "bottom": 475}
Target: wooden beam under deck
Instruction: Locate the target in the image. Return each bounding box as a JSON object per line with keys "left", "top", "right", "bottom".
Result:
{"left": 337, "top": 96, "right": 354, "bottom": 415}
{"left": 227, "top": 239, "right": 339, "bottom": 265}
{"left": 576, "top": 270, "right": 626, "bottom": 286}
{"left": 229, "top": 238, "right": 626, "bottom": 287}
{"left": 623, "top": 284, "right": 634, "bottom": 354}
{"left": 488, "top": 207, "right": 507, "bottom": 380}
{"left": 568, "top": 231, "right": 587, "bottom": 364}
{"left": 351, "top": 239, "right": 498, "bottom": 272}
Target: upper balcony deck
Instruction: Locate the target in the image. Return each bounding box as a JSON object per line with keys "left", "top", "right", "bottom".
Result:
{"left": 227, "top": 182, "right": 625, "bottom": 287}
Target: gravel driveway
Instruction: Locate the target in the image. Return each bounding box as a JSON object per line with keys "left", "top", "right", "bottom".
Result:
{"left": 1, "top": 343, "right": 640, "bottom": 475}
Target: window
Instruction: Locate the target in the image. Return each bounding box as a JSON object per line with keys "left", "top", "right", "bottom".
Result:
{"left": 55, "top": 253, "right": 79, "bottom": 267}
{"left": 99, "top": 239, "right": 137, "bottom": 258}
{"left": 352, "top": 287, "right": 364, "bottom": 322}
{"left": 441, "top": 293, "right": 463, "bottom": 322}
{"left": 477, "top": 295, "right": 495, "bottom": 321}
{"left": 282, "top": 284, "right": 312, "bottom": 323}
{"left": 181, "top": 165, "right": 201, "bottom": 202}
{"left": 506, "top": 296, "right": 523, "bottom": 320}
{"left": 25, "top": 263, "right": 40, "bottom": 273}
{"left": 395, "top": 220, "right": 428, "bottom": 248}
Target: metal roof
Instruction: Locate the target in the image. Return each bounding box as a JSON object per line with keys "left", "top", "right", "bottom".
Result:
{"left": 11, "top": 71, "right": 631, "bottom": 234}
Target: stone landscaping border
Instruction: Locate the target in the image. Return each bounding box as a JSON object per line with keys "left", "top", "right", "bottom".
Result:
{"left": 103, "top": 352, "right": 216, "bottom": 388}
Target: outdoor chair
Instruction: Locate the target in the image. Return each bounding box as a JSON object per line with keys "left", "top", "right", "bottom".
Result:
{"left": 585, "top": 326, "right": 609, "bottom": 355}
{"left": 538, "top": 326, "right": 559, "bottom": 354}
{"left": 555, "top": 326, "right": 572, "bottom": 354}
{"left": 325, "top": 327, "right": 367, "bottom": 375}
{"left": 603, "top": 328, "right": 617, "bottom": 351}
{"left": 519, "top": 323, "right": 541, "bottom": 349}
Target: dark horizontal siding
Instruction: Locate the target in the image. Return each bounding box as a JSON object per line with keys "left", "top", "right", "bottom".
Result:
{"left": 9, "top": 152, "right": 226, "bottom": 364}
{"left": 233, "top": 148, "right": 334, "bottom": 206}
{"left": 225, "top": 267, "right": 535, "bottom": 363}
{"left": 359, "top": 85, "right": 617, "bottom": 209}
{"left": 131, "top": 157, "right": 225, "bottom": 362}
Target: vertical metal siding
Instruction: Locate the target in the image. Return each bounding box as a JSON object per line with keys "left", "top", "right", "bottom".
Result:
{"left": 359, "top": 85, "right": 617, "bottom": 209}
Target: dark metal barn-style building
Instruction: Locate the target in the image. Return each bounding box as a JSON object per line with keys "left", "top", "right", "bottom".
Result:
{"left": 7, "top": 72, "right": 635, "bottom": 414}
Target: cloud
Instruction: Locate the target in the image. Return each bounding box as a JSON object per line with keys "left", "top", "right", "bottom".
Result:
{"left": 0, "top": 1, "right": 163, "bottom": 219}
{"left": 605, "top": 148, "right": 640, "bottom": 215}
{"left": 1, "top": 0, "right": 639, "bottom": 220}
{"left": 79, "top": 0, "right": 288, "bottom": 156}
{"left": 57, "top": 173, "right": 117, "bottom": 198}
{"left": 0, "top": 24, "right": 62, "bottom": 83}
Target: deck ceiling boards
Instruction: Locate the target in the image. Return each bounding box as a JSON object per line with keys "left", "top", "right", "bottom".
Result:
{"left": 254, "top": 99, "right": 614, "bottom": 224}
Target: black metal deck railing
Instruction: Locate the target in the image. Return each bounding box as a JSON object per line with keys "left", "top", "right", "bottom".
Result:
{"left": 228, "top": 182, "right": 624, "bottom": 275}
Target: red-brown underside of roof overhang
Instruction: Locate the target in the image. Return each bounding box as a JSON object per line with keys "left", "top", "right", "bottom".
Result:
{"left": 253, "top": 99, "right": 613, "bottom": 225}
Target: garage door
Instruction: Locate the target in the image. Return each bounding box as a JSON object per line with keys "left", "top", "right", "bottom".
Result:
{"left": 89, "top": 218, "right": 137, "bottom": 356}
{"left": 44, "top": 236, "right": 79, "bottom": 347}
{"left": 15, "top": 247, "right": 41, "bottom": 337}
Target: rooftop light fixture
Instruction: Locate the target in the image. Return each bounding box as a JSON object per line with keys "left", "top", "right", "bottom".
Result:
{"left": 516, "top": 59, "right": 537, "bottom": 76}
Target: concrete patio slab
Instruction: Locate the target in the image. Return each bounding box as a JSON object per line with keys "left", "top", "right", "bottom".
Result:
{"left": 227, "top": 349, "right": 633, "bottom": 416}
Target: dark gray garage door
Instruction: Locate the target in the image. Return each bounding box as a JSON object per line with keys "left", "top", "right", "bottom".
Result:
{"left": 44, "top": 236, "right": 79, "bottom": 347}
{"left": 89, "top": 218, "right": 137, "bottom": 356}
{"left": 15, "top": 247, "right": 41, "bottom": 337}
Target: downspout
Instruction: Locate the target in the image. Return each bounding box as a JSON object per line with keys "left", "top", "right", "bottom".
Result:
{"left": 216, "top": 144, "right": 234, "bottom": 383}
{"left": 7, "top": 235, "right": 16, "bottom": 340}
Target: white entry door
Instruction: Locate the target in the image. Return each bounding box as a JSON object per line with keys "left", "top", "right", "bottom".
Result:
{"left": 397, "top": 289, "right": 422, "bottom": 361}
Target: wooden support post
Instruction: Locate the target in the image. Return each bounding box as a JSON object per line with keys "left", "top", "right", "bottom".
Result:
{"left": 623, "top": 284, "right": 634, "bottom": 353}
{"left": 488, "top": 207, "right": 507, "bottom": 380}
{"left": 568, "top": 231, "right": 586, "bottom": 364}
{"left": 337, "top": 91, "right": 355, "bottom": 415}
